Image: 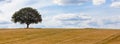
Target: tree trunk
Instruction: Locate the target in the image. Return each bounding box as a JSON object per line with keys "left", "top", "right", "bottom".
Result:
{"left": 26, "top": 24, "right": 30, "bottom": 28}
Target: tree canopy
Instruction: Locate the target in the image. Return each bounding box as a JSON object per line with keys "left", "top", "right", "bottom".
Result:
{"left": 12, "top": 7, "right": 42, "bottom": 28}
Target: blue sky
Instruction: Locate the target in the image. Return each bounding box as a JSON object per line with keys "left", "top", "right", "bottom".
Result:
{"left": 0, "top": 0, "right": 120, "bottom": 28}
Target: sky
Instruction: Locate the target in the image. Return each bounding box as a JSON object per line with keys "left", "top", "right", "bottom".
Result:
{"left": 0, "top": 0, "right": 120, "bottom": 28}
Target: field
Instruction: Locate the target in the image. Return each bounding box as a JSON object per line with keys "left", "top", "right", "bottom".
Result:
{"left": 0, "top": 28, "right": 120, "bottom": 44}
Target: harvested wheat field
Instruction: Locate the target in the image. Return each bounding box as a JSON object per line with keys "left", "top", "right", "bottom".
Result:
{"left": 0, "top": 28, "right": 120, "bottom": 44}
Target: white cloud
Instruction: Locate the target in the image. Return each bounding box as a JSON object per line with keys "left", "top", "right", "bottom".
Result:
{"left": 0, "top": 0, "right": 11, "bottom": 3}
{"left": 25, "top": 0, "right": 53, "bottom": 9}
{"left": 111, "top": 2, "right": 120, "bottom": 8}
{"left": 0, "top": 10, "right": 2, "bottom": 13}
{"left": 42, "top": 13, "right": 120, "bottom": 28}
{"left": 53, "top": 0, "right": 106, "bottom": 6}
{"left": 0, "top": 0, "right": 31, "bottom": 25}
{"left": 53, "top": 0, "right": 90, "bottom": 5}
{"left": 42, "top": 13, "right": 92, "bottom": 28}
{"left": 92, "top": 0, "right": 106, "bottom": 5}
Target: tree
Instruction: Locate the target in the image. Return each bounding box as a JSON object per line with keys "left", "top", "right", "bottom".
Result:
{"left": 12, "top": 7, "right": 42, "bottom": 28}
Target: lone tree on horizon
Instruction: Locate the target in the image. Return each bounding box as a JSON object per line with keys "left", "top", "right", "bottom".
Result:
{"left": 12, "top": 7, "right": 42, "bottom": 28}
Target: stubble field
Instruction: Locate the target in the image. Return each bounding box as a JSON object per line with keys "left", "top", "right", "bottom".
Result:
{"left": 0, "top": 28, "right": 120, "bottom": 44}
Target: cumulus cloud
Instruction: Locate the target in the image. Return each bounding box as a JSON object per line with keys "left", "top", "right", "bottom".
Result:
{"left": 53, "top": 0, "right": 106, "bottom": 6}
{"left": 0, "top": 10, "right": 2, "bottom": 13}
{"left": 0, "top": 0, "right": 11, "bottom": 4}
{"left": 43, "top": 13, "right": 93, "bottom": 28}
{"left": 103, "top": 16, "right": 120, "bottom": 25}
{"left": 92, "top": 0, "right": 106, "bottom": 5}
{"left": 0, "top": 21, "right": 11, "bottom": 24}
{"left": 42, "top": 13, "right": 120, "bottom": 28}
{"left": 53, "top": 13, "right": 91, "bottom": 27}
{"left": 88, "top": 22, "right": 100, "bottom": 27}
{"left": 111, "top": 2, "right": 120, "bottom": 8}
{"left": 53, "top": 0, "right": 90, "bottom": 5}
{"left": 0, "top": 0, "right": 30, "bottom": 24}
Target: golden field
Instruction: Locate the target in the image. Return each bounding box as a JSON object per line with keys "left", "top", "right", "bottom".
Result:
{"left": 0, "top": 28, "right": 120, "bottom": 44}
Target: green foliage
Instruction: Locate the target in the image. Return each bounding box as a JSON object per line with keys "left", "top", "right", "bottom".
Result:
{"left": 12, "top": 7, "right": 42, "bottom": 28}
